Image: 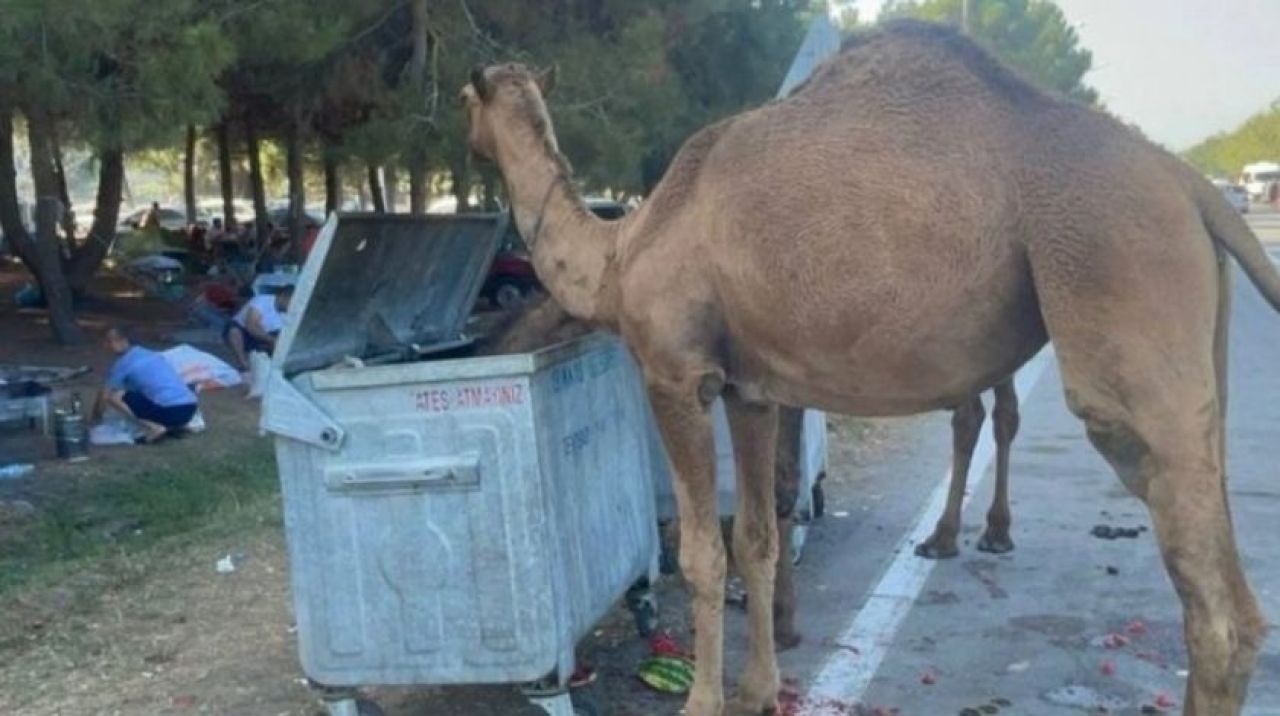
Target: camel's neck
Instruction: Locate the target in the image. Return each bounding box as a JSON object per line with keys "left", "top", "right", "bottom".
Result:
{"left": 495, "top": 140, "right": 621, "bottom": 328}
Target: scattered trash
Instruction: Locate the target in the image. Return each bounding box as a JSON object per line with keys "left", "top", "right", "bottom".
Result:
{"left": 1105, "top": 565, "right": 1120, "bottom": 576}
{"left": 1175, "top": 669, "right": 1189, "bottom": 678}
{"left": 0, "top": 463, "right": 35, "bottom": 479}
{"left": 1044, "top": 684, "right": 1128, "bottom": 711}
{"left": 171, "top": 694, "right": 197, "bottom": 708}
{"left": 1103, "top": 632, "right": 1129, "bottom": 649}
{"left": 636, "top": 655, "right": 694, "bottom": 694}
{"left": 920, "top": 671, "right": 937, "bottom": 685}
{"left": 568, "top": 664, "right": 596, "bottom": 688}
{"left": 832, "top": 510, "right": 850, "bottom": 518}
{"left": 726, "top": 578, "right": 748, "bottom": 609}
{"left": 821, "top": 637, "right": 861, "bottom": 655}
{"left": 1154, "top": 693, "right": 1176, "bottom": 710}
{"left": 215, "top": 551, "right": 247, "bottom": 574}
{"left": 649, "top": 631, "right": 691, "bottom": 660}
{"left": 1090, "top": 524, "right": 1143, "bottom": 540}
{"left": 1006, "top": 660, "right": 1030, "bottom": 673}
{"left": 1125, "top": 619, "right": 1147, "bottom": 635}
{"left": 1101, "top": 659, "right": 1116, "bottom": 676}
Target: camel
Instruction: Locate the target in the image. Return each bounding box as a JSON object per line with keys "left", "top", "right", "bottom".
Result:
{"left": 482, "top": 292, "right": 1020, "bottom": 654}
{"left": 461, "top": 20, "right": 1278, "bottom": 715}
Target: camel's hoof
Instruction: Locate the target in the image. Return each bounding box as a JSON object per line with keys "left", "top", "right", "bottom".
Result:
{"left": 774, "top": 628, "right": 803, "bottom": 652}
{"left": 730, "top": 690, "right": 778, "bottom": 715}
{"left": 914, "top": 536, "right": 959, "bottom": 560}
{"left": 977, "top": 531, "right": 1015, "bottom": 554}
{"left": 683, "top": 691, "right": 725, "bottom": 716}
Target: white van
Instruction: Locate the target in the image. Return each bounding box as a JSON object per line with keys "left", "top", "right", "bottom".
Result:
{"left": 1241, "top": 161, "right": 1280, "bottom": 200}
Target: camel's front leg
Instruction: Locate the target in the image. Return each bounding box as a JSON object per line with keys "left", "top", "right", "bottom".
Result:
{"left": 648, "top": 381, "right": 726, "bottom": 716}
{"left": 725, "top": 393, "right": 781, "bottom": 713}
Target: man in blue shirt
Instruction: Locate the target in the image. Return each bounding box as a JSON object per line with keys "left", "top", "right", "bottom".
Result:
{"left": 92, "top": 326, "right": 199, "bottom": 444}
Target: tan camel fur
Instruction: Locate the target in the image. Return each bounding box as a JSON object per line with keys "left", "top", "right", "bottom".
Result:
{"left": 462, "top": 20, "right": 1278, "bottom": 715}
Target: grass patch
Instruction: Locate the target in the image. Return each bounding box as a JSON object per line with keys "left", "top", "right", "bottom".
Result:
{"left": 0, "top": 441, "right": 279, "bottom": 595}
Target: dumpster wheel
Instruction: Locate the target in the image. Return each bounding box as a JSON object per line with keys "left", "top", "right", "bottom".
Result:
{"left": 811, "top": 472, "right": 826, "bottom": 519}
{"left": 625, "top": 577, "right": 660, "bottom": 638}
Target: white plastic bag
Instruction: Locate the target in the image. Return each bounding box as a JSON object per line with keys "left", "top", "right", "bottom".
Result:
{"left": 247, "top": 351, "right": 270, "bottom": 400}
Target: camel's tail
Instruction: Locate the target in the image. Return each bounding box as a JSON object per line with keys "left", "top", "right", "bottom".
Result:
{"left": 1191, "top": 178, "right": 1280, "bottom": 313}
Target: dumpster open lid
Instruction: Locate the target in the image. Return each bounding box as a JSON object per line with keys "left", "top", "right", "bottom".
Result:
{"left": 273, "top": 212, "right": 505, "bottom": 376}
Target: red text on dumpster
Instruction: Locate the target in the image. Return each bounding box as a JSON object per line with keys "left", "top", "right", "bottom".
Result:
{"left": 414, "top": 383, "right": 525, "bottom": 413}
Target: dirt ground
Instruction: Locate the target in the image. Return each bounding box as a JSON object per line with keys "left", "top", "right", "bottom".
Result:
{"left": 0, "top": 261, "right": 906, "bottom": 716}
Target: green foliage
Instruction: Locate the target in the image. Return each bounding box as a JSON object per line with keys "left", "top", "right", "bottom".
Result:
{"left": 0, "top": 0, "right": 234, "bottom": 150}
{"left": 1185, "top": 101, "right": 1280, "bottom": 177}
{"left": 884, "top": 0, "right": 1097, "bottom": 103}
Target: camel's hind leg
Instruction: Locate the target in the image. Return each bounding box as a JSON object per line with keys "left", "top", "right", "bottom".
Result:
{"left": 1035, "top": 235, "right": 1265, "bottom": 714}
{"left": 916, "top": 395, "right": 985, "bottom": 559}
{"left": 772, "top": 405, "right": 805, "bottom": 651}
{"left": 978, "top": 378, "right": 1019, "bottom": 554}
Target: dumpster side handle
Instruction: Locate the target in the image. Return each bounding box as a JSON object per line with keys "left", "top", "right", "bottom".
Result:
{"left": 260, "top": 369, "right": 347, "bottom": 451}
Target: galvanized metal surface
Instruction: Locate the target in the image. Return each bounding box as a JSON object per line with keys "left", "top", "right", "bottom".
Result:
{"left": 273, "top": 334, "right": 657, "bottom": 688}
{"left": 276, "top": 213, "right": 504, "bottom": 377}
{"left": 265, "top": 214, "right": 658, "bottom": 695}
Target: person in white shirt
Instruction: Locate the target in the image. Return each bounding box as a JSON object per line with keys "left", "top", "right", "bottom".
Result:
{"left": 223, "top": 285, "right": 292, "bottom": 371}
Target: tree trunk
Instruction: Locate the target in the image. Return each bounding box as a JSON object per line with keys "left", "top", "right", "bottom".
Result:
{"left": 245, "top": 116, "right": 269, "bottom": 246}
{"left": 25, "top": 110, "right": 84, "bottom": 344}
{"left": 408, "top": 160, "right": 427, "bottom": 214}
{"left": 65, "top": 146, "right": 124, "bottom": 294}
{"left": 450, "top": 161, "right": 471, "bottom": 213}
{"left": 183, "top": 124, "right": 197, "bottom": 224}
{"left": 50, "top": 128, "right": 75, "bottom": 251}
{"left": 216, "top": 122, "right": 236, "bottom": 228}
{"left": 324, "top": 153, "right": 340, "bottom": 216}
{"left": 481, "top": 169, "right": 499, "bottom": 212}
{"left": 285, "top": 117, "right": 305, "bottom": 262}
{"left": 367, "top": 164, "right": 386, "bottom": 213}
{"left": 0, "top": 109, "right": 30, "bottom": 253}
{"left": 384, "top": 163, "right": 400, "bottom": 213}
{"left": 411, "top": 0, "right": 430, "bottom": 92}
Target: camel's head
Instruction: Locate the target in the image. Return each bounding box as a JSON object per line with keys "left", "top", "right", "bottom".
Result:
{"left": 460, "top": 63, "right": 558, "bottom": 162}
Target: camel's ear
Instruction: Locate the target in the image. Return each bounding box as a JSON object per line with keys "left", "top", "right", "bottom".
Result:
{"left": 470, "top": 65, "right": 490, "bottom": 102}
{"left": 535, "top": 64, "right": 558, "bottom": 96}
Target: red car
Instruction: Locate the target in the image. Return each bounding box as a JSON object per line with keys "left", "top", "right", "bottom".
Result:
{"left": 482, "top": 200, "right": 628, "bottom": 309}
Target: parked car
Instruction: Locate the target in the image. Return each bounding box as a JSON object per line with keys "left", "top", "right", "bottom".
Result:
{"left": 480, "top": 198, "right": 629, "bottom": 310}
{"left": 1214, "top": 180, "right": 1249, "bottom": 214}
{"left": 117, "top": 206, "right": 211, "bottom": 233}
{"left": 1241, "top": 161, "right": 1280, "bottom": 201}
{"left": 198, "top": 198, "right": 254, "bottom": 224}
{"left": 265, "top": 206, "right": 325, "bottom": 229}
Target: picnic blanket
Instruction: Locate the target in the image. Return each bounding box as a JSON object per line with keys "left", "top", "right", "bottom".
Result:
{"left": 162, "top": 345, "right": 242, "bottom": 391}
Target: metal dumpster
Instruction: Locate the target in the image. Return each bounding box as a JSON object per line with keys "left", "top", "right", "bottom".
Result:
{"left": 262, "top": 213, "right": 659, "bottom": 716}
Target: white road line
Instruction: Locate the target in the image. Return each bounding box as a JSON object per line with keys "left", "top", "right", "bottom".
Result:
{"left": 804, "top": 348, "right": 1055, "bottom": 707}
